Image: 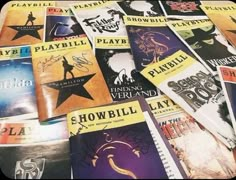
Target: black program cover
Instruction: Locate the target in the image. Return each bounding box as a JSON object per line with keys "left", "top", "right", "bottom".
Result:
{"left": 117, "top": 0, "right": 163, "bottom": 17}
{"left": 0, "top": 140, "right": 71, "bottom": 179}
{"left": 94, "top": 36, "right": 160, "bottom": 101}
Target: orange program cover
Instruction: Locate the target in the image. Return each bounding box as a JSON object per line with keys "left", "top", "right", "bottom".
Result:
{"left": 0, "top": 1, "right": 55, "bottom": 46}
{"left": 31, "top": 37, "right": 112, "bottom": 122}
{"left": 201, "top": 4, "right": 236, "bottom": 48}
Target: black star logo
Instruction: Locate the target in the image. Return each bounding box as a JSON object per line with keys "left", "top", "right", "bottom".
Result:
{"left": 8, "top": 25, "right": 43, "bottom": 40}
{"left": 44, "top": 74, "right": 95, "bottom": 108}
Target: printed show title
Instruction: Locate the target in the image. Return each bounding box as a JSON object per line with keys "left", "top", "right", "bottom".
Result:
{"left": 141, "top": 50, "right": 221, "bottom": 112}
{"left": 147, "top": 96, "right": 200, "bottom": 140}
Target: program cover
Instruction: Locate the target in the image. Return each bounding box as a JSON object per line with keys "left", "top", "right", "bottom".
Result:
{"left": 0, "top": 45, "right": 38, "bottom": 121}
{"left": 0, "top": 1, "right": 55, "bottom": 46}
{"left": 117, "top": 0, "right": 163, "bottom": 17}
{"left": 0, "top": 118, "right": 68, "bottom": 144}
{"left": 123, "top": 16, "right": 193, "bottom": 71}
{"left": 94, "top": 36, "right": 160, "bottom": 101}
{"left": 70, "top": 1, "right": 127, "bottom": 44}
{"left": 218, "top": 66, "right": 236, "bottom": 135}
{"left": 159, "top": 0, "right": 206, "bottom": 20}
{"left": 0, "top": 140, "right": 71, "bottom": 179}
{"left": 44, "top": 7, "right": 87, "bottom": 42}
{"left": 167, "top": 19, "right": 236, "bottom": 75}
{"left": 201, "top": 5, "right": 236, "bottom": 48}
{"left": 147, "top": 95, "right": 236, "bottom": 179}
{"left": 67, "top": 97, "right": 186, "bottom": 179}
{"left": 141, "top": 50, "right": 236, "bottom": 149}
{"left": 31, "top": 37, "right": 112, "bottom": 122}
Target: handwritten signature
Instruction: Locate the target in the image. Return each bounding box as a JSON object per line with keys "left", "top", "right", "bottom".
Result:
{"left": 72, "top": 53, "right": 93, "bottom": 72}
{"left": 37, "top": 55, "right": 63, "bottom": 72}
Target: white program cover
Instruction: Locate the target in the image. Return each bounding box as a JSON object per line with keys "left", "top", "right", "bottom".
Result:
{"left": 141, "top": 50, "right": 236, "bottom": 149}
{"left": 70, "top": 1, "right": 127, "bottom": 44}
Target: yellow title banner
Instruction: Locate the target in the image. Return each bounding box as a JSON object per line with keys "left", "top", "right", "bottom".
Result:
{"left": 9, "top": 1, "right": 55, "bottom": 10}
{"left": 201, "top": 4, "right": 236, "bottom": 14}
{"left": 71, "top": 0, "right": 114, "bottom": 10}
{"left": 147, "top": 95, "right": 182, "bottom": 118}
{"left": 124, "top": 16, "right": 168, "bottom": 27}
{"left": 67, "top": 101, "right": 145, "bottom": 136}
{"left": 95, "top": 36, "right": 130, "bottom": 49}
{"left": 0, "top": 46, "right": 31, "bottom": 60}
{"left": 141, "top": 50, "right": 197, "bottom": 86}
{"left": 31, "top": 37, "right": 91, "bottom": 58}
{"left": 168, "top": 19, "right": 212, "bottom": 31}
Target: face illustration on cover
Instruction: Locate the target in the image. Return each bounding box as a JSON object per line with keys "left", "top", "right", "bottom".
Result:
{"left": 186, "top": 26, "right": 236, "bottom": 60}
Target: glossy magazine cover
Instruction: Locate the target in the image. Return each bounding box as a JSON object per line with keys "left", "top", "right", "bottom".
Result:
{"left": 94, "top": 36, "right": 160, "bottom": 101}
{"left": 0, "top": 140, "right": 71, "bottom": 179}
{"left": 123, "top": 16, "right": 193, "bottom": 71}
{"left": 0, "top": 1, "right": 55, "bottom": 46}
{"left": 218, "top": 66, "right": 236, "bottom": 135}
{"left": 168, "top": 19, "right": 236, "bottom": 75}
{"left": 159, "top": 0, "right": 206, "bottom": 19}
{"left": 201, "top": 4, "right": 236, "bottom": 49}
{"left": 0, "top": 45, "right": 38, "bottom": 121}
{"left": 147, "top": 95, "right": 236, "bottom": 179}
{"left": 44, "top": 7, "right": 86, "bottom": 42}
{"left": 70, "top": 1, "right": 127, "bottom": 44}
{"left": 0, "top": 118, "right": 68, "bottom": 144}
{"left": 31, "top": 37, "right": 112, "bottom": 122}
{"left": 67, "top": 97, "right": 185, "bottom": 179}
{"left": 141, "top": 50, "right": 236, "bottom": 149}
{"left": 117, "top": 0, "right": 163, "bottom": 17}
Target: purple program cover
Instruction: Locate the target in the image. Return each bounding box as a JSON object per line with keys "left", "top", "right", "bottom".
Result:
{"left": 68, "top": 97, "right": 172, "bottom": 179}
{"left": 124, "top": 16, "right": 193, "bottom": 71}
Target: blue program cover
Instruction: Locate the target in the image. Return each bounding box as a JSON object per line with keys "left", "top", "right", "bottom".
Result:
{"left": 124, "top": 16, "right": 193, "bottom": 71}
{"left": 0, "top": 46, "right": 38, "bottom": 121}
{"left": 44, "top": 7, "right": 86, "bottom": 42}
